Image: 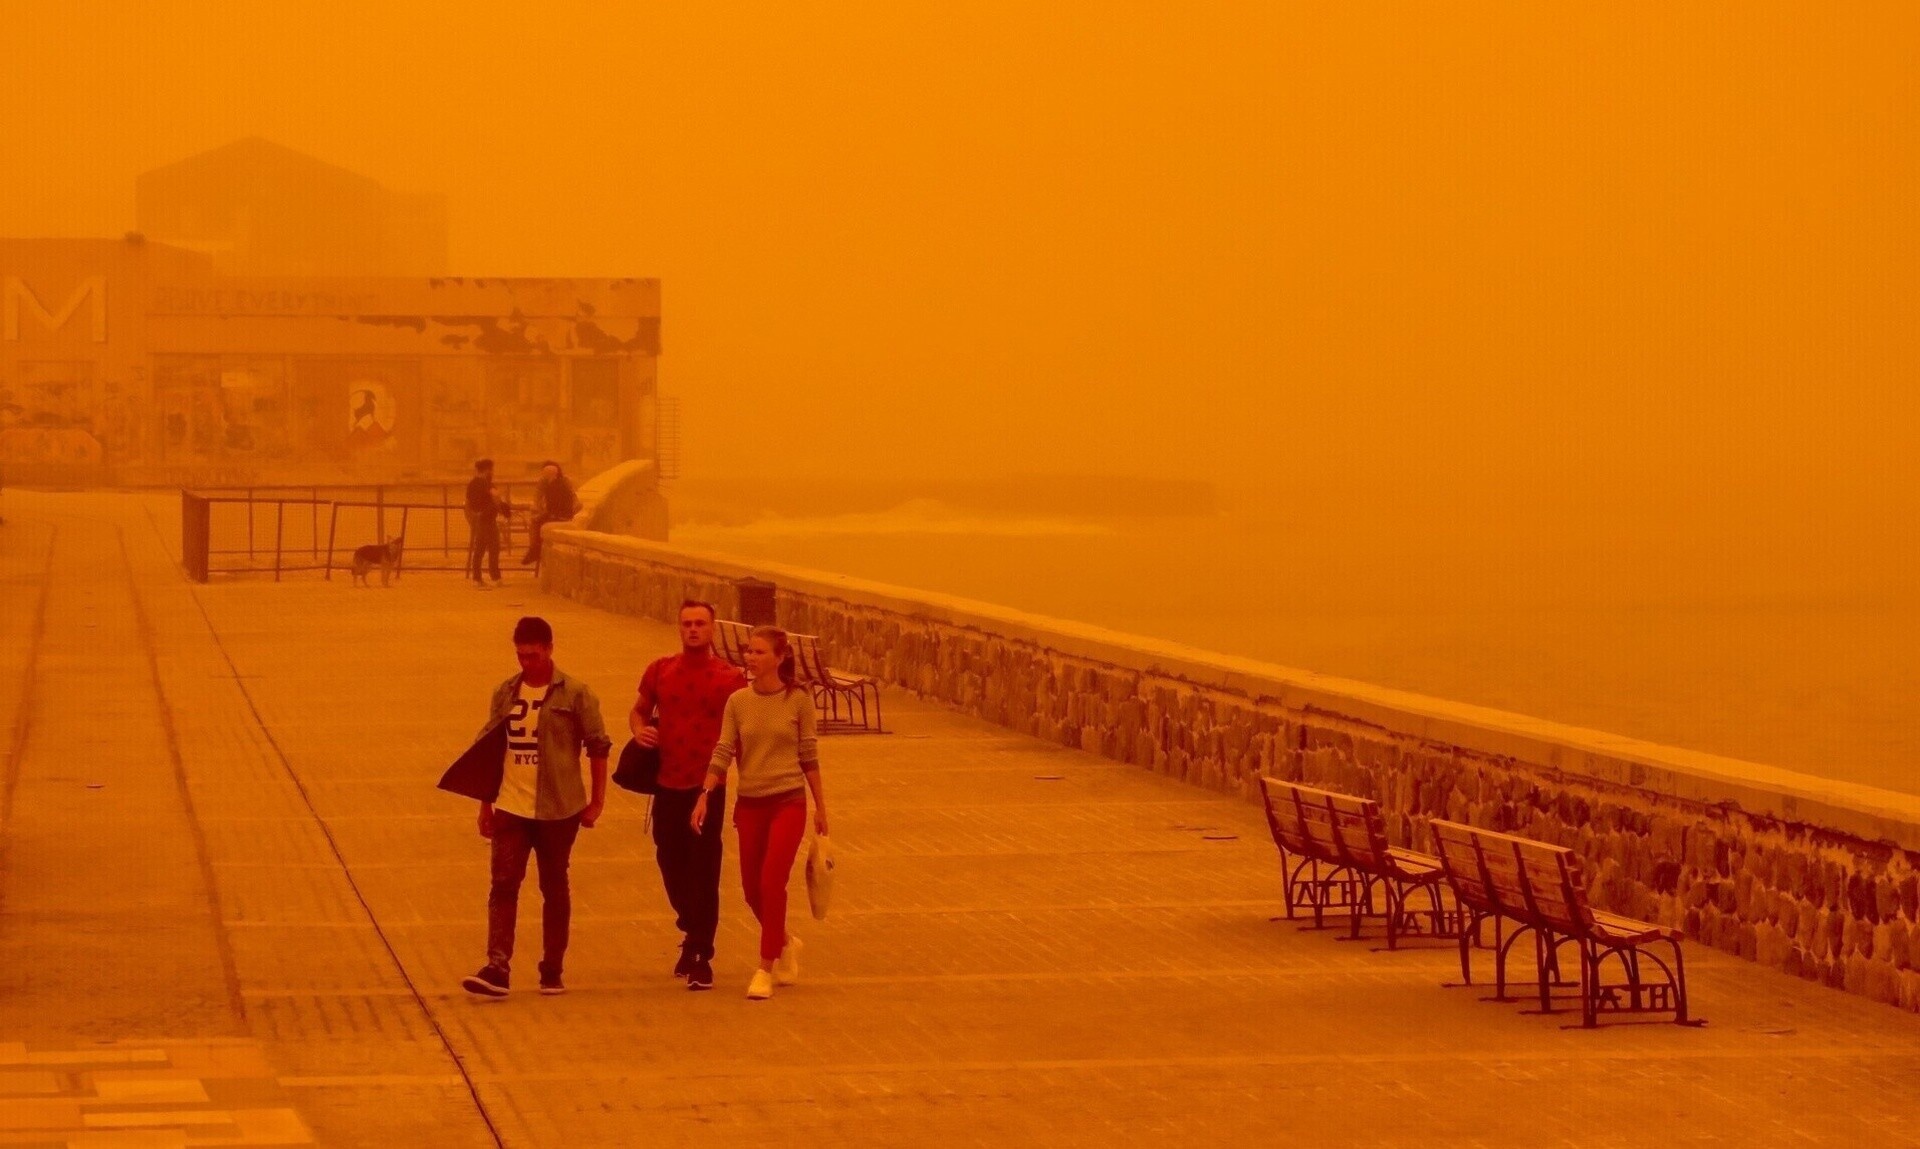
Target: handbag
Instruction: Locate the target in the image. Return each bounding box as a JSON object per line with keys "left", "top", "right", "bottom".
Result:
{"left": 612, "top": 730, "right": 661, "bottom": 795}
{"left": 804, "top": 832, "right": 836, "bottom": 920}
{"left": 438, "top": 716, "right": 508, "bottom": 802}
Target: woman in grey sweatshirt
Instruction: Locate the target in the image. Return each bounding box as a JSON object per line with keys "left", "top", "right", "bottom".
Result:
{"left": 693, "top": 626, "right": 828, "bottom": 998}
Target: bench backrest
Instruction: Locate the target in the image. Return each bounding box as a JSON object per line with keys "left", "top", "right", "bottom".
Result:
{"left": 789, "top": 632, "right": 834, "bottom": 686}
{"left": 1429, "top": 819, "right": 1592, "bottom": 935}
{"left": 1259, "top": 777, "right": 1393, "bottom": 872}
{"left": 713, "top": 619, "right": 754, "bottom": 670}
{"left": 713, "top": 619, "right": 828, "bottom": 686}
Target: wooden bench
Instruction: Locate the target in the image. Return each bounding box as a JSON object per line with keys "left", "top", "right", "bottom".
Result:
{"left": 790, "top": 632, "right": 884, "bottom": 734}
{"left": 1258, "top": 778, "right": 1464, "bottom": 950}
{"left": 712, "top": 619, "right": 884, "bottom": 734}
{"left": 1428, "top": 819, "right": 1700, "bottom": 1028}
{"left": 713, "top": 619, "right": 755, "bottom": 669}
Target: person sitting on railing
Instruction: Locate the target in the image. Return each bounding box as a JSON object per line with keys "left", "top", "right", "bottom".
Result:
{"left": 523, "top": 461, "right": 577, "bottom": 566}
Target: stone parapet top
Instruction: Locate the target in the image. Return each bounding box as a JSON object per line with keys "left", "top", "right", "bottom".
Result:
{"left": 552, "top": 527, "right": 1920, "bottom": 851}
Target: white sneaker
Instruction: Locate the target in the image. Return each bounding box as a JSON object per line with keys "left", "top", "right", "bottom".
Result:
{"left": 746, "top": 969, "right": 774, "bottom": 999}
{"left": 773, "top": 934, "right": 803, "bottom": 985}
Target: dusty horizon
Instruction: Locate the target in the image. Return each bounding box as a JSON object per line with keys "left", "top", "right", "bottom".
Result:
{"left": 5, "top": 2, "right": 1913, "bottom": 501}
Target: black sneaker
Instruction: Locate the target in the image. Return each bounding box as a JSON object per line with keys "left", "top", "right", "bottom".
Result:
{"left": 539, "top": 972, "right": 566, "bottom": 996}
{"left": 673, "top": 950, "right": 695, "bottom": 979}
{"left": 461, "top": 966, "right": 509, "bottom": 998}
{"left": 685, "top": 957, "right": 714, "bottom": 991}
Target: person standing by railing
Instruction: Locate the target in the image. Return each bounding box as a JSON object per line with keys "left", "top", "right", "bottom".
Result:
{"left": 465, "top": 458, "right": 502, "bottom": 588}
{"left": 693, "top": 626, "right": 829, "bottom": 1000}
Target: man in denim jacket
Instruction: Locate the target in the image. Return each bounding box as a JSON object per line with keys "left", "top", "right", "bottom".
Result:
{"left": 461, "top": 616, "right": 612, "bottom": 998}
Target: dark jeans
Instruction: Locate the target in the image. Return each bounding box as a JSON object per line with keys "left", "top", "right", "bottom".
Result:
{"left": 651, "top": 785, "right": 726, "bottom": 960}
{"left": 467, "top": 511, "right": 500, "bottom": 581}
{"left": 523, "top": 516, "right": 554, "bottom": 565}
{"left": 486, "top": 811, "right": 582, "bottom": 979}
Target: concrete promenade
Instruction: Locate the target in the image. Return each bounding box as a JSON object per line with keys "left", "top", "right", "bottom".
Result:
{"left": 3, "top": 491, "right": 1920, "bottom": 1147}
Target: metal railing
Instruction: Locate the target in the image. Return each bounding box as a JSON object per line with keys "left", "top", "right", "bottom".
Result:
{"left": 180, "top": 482, "right": 543, "bottom": 583}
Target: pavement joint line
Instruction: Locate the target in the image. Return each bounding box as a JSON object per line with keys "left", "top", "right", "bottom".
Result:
{"left": 0, "top": 522, "right": 56, "bottom": 834}
{"left": 238, "top": 964, "right": 1432, "bottom": 998}
{"left": 119, "top": 525, "right": 251, "bottom": 1031}
{"left": 168, "top": 553, "right": 508, "bottom": 1149}
{"left": 223, "top": 900, "right": 1294, "bottom": 929}
{"left": 270, "top": 1045, "right": 1920, "bottom": 1088}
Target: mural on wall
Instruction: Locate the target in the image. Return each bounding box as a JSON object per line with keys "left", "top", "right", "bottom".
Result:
{"left": 0, "top": 362, "right": 108, "bottom": 468}
{"left": 152, "top": 356, "right": 296, "bottom": 465}
{"left": 482, "top": 357, "right": 562, "bottom": 463}
{"left": 346, "top": 380, "right": 396, "bottom": 452}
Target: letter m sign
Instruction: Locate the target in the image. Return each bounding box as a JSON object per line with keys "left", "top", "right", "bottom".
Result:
{"left": 3, "top": 276, "right": 108, "bottom": 342}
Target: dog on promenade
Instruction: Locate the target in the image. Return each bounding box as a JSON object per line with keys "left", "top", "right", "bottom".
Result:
{"left": 350, "top": 536, "right": 404, "bottom": 587}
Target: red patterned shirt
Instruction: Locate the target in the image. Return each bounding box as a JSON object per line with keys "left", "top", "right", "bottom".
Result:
{"left": 639, "top": 651, "right": 749, "bottom": 790}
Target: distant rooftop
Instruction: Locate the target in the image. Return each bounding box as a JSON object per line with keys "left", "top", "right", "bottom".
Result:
{"left": 135, "top": 137, "right": 448, "bottom": 276}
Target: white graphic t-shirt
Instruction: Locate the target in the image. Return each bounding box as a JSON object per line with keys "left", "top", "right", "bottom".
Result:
{"left": 494, "top": 682, "right": 551, "bottom": 818}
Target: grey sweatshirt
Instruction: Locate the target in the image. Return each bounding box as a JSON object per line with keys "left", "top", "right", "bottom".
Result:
{"left": 707, "top": 685, "right": 819, "bottom": 798}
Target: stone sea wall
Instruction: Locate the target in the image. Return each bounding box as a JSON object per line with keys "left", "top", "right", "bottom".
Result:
{"left": 542, "top": 528, "right": 1920, "bottom": 1013}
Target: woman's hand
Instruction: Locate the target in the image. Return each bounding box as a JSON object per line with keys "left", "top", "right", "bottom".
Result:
{"left": 813, "top": 805, "right": 829, "bottom": 837}
{"left": 690, "top": 791, "right": 709, "bottom": 831}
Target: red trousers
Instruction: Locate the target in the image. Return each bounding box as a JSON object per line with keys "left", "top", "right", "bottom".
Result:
{"left": 733, "top": 791, "right": 808, "bottom": 962}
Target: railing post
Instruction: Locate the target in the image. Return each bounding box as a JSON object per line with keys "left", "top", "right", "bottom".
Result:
{"left": 502, "top": 482, "right": 514, "bottom": 558}
{"left": 180, "top": 490, "right": 211, "bottom": 583}
{"left": 246, "top": 486, "right": 255, "bottom": 563}
{"left": 274, "top": 501, "right": 285, "bottom": 583}
{"left": 324, "top": 503, "right": 339, "bottom": 581}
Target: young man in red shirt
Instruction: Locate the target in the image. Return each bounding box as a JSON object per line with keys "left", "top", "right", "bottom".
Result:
{"left": 631, "top": 600, "right": 748, "bottom": 989}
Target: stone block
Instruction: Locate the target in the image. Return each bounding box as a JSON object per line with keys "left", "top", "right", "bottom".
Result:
{"left": 1776, "top": 895, "right": 1799, "bottom": 938}
{"left": 1876, "top": 875, "right": 1902, "bottom": 923}
{"left": 1848, "top": 873, "right": 1879, "bottom": 922}
{"left": 1901, "top": 970, "right": 1920, "bottom": 1012}
{"left": 1844, "top": 914, "right": 1873, "bottom": 958}
{"left": 1844, "top": 953, "right": 1870, "bottom": 995}
{"left": 1797, "top": 902, "right": 1822, "bottom": 951}
{"left": 1867, "top": 960, "right": 1901, "bottom": 1006}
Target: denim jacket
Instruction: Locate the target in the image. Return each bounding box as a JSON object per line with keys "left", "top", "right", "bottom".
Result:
{"left": 483, "top": 668, "right": 612, "bottom": 819}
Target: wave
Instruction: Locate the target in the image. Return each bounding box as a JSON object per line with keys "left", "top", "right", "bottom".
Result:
{"left": 672, "top": 498, "right": 1118, "bottom": 541}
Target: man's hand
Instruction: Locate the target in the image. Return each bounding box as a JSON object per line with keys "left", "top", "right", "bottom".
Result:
{"left": 477, "top": 803, "right": 495, "bottom": 840}
{"left": 580, "top": 798, "right": 605, "bottom": 829}
{"left": 635, "top": 725, "right": 660, "bottom": 748}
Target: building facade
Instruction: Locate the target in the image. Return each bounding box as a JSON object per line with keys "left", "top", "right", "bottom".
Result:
{"left": 0, "top": 237, "right": 661, "bottom": 488}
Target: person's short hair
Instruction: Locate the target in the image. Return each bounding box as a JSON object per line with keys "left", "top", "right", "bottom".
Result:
{"left": 513, "top": 616, "right": 553, "bottom": 645}
{"left": 678, "top": 600, "right": 717, "bottom": 621}
{"left": 475, "top": 458, "right": 493, "bottom": 472}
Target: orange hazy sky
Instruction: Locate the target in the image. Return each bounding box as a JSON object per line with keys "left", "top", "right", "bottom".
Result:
{"left": 3, "top": 2, "right": 1913, "bottom": 495}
